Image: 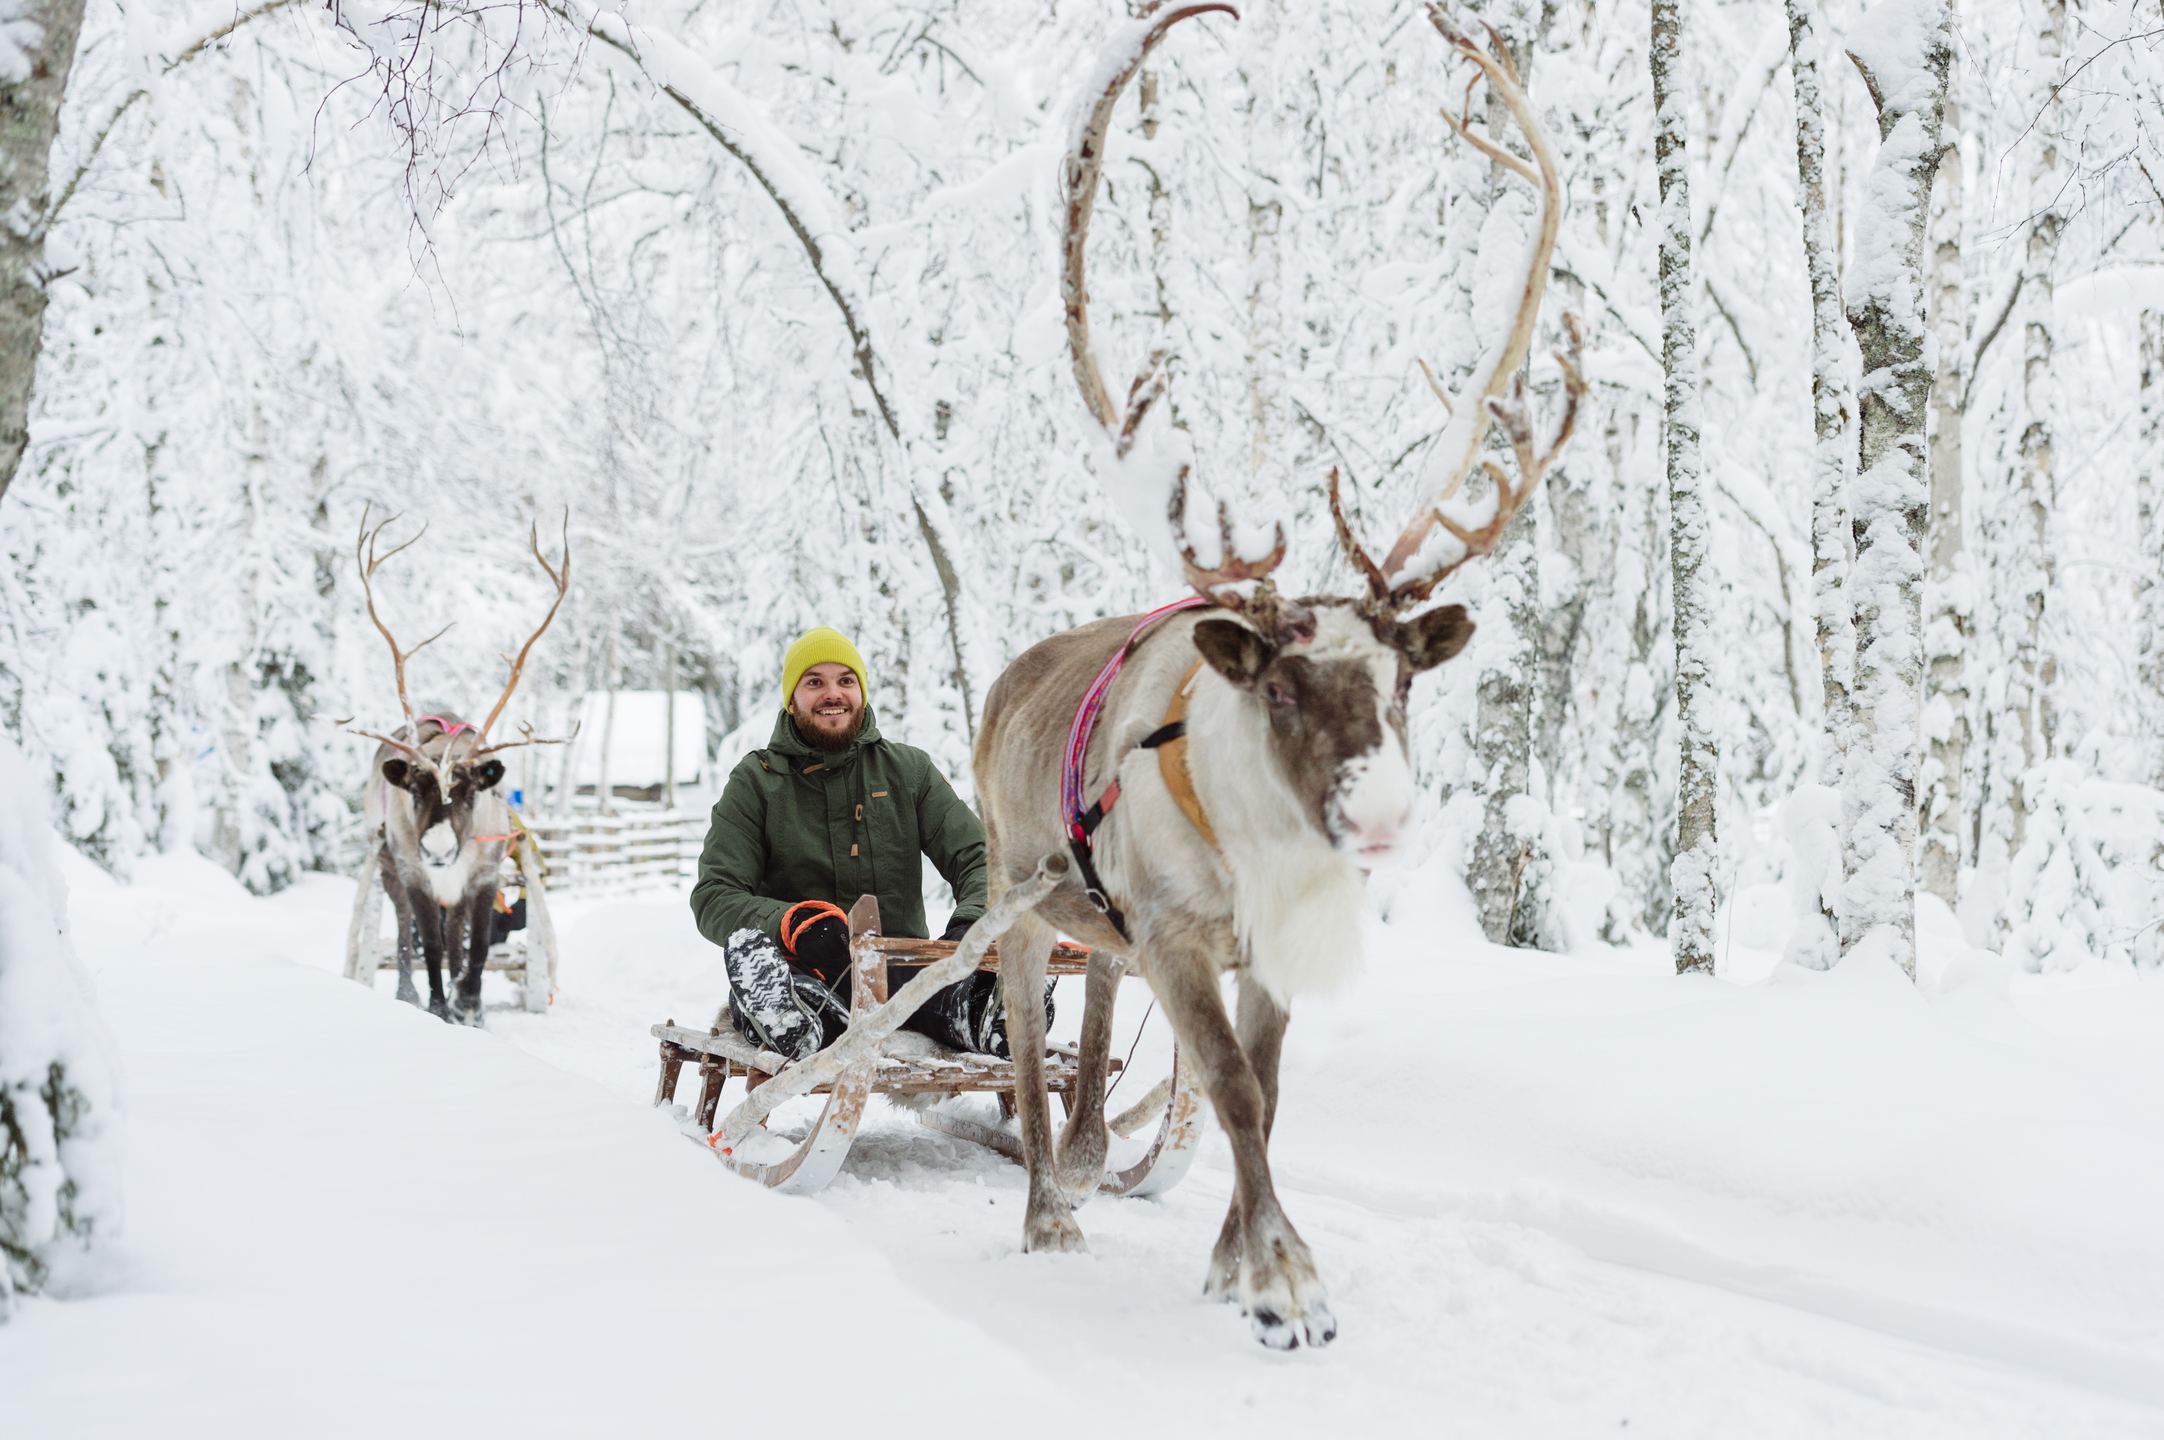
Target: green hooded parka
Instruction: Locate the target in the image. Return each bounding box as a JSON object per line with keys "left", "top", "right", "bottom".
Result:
{"left": 690, "top": 706, "right": 987, "bottom": 948}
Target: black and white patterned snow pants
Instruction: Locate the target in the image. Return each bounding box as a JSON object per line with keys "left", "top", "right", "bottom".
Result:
{"left": 722, "top": 927, "right": 1009, "bottom": 1060}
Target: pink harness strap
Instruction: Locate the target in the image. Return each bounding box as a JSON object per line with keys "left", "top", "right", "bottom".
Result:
{"left": 413, "top": 713, "right": 475, "bottom": 737}
{"left": 1060, "top": 597, "right": 1208, "bottom": 837}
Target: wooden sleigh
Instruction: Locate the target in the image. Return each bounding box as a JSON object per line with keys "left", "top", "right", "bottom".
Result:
{"left": 341, "top": 828, "right": 562, "bottom": 1014}
{"left": 651, "top": 857, "right": 1204, "bottom": 1196}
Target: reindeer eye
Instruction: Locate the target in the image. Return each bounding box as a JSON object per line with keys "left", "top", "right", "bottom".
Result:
{"left": 1265, "top": 681, "right": 1294, "bottom": 708}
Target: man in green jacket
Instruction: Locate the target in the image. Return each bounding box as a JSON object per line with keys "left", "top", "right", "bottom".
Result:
{"left": 691, "top": 626, "right": 1032, "bottom": 1062}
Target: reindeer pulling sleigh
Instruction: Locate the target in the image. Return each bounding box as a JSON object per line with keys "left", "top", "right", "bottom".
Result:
{"left": 340, "top": 509, "right": 573, "bottom": 1025}
{"left": 659, "top": 2, "right": 1584, "bottom": 1353}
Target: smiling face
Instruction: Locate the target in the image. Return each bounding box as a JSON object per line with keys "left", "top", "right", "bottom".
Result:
{"left": 789, "top": 661, "right": 865, "bottom": 752}
{"left": 1193, "top": 600, "right": 1474, "bottom": 867}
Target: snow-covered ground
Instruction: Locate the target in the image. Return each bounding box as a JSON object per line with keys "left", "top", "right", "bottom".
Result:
{"left": 7, "top": 848, "right": 2164, "bottom": 1438}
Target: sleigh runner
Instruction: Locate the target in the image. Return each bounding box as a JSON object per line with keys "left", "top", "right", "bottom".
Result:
{"left": 651, "top": 856, "right": 1203, "bottom": 1196}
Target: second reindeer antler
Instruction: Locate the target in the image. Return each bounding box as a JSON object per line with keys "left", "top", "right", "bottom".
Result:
{"left": 473, "top": 511, "right": 572, "bottom": 752}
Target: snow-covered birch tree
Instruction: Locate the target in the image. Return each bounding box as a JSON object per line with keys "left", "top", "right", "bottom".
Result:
{"left": 0, "top": 0, "right": 121, "bottom": 1322}
{"left": 1838, "top": 0, "right": 1952, "bottom": 977}
{"left": 1651, "top": 0, "right": 1717, "bottom": 975}
{"left": 2006, "top": 0, "right": 2068, "bottom": 860}
{"left": 1919, "top": 16, "right": 1968, "bottom": 909}
{"left": 0, "top": 0, "right": 88, "bottom": 507}
{"left": 2141, "top": 308, "right": 2164, "bottom": 937}
{"left": 1781, "top": 0, "right": 1855, "bottom": 970}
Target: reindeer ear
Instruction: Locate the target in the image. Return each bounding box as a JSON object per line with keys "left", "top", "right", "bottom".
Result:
{"left": 1394, "top": 604, "right": 1475, "bottom": 673}
{"left": 381, "top": 758, "right": 412, "bottom": 788}
{"left": 1193, "top": 618, "right": 1274, "bottom": 688}
{"left": 474, "top": 760, "right": 506, "bottom": 792}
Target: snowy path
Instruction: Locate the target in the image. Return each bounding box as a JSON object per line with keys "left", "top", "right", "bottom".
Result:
{"left": 8, "top": 853, "right": 2164, "bottom": 1438}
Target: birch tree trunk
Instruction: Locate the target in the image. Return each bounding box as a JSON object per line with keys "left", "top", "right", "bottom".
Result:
{"left": 2008, "top": 0, "right": 2067, "bottom": 855}
{"left": 0, "top": 0, "right": 129, "bottom": 1239}
{"left": 1469, "top": 505, "right": 1543, "bottom": 945}
{"left": 1782, "top": 0, "right": 1856, "bottom": 969}
{"left": 1651, "top": 0, "right": 1718, "bottom": 976}
{"left": 1607, "top": 417, "right": 1674, "bottom": 939}
{"left": 1920, "top": 45, "right": 1968, "bottom": 907}
{"left": 2139, "top": 310, "right": 2164, "bottom": 877}
{"left": 1241, "top": 5, "right": 1284, "bottom": 501}
{"left": 0, "top": 0, "right": 90, "bottom": 507}
{"left": 1536, "top": 429, "right": 1596, "bottom": 801}
{"left": 663, "top": 640, "right": 677, "bottom": 811}
{"left": 597, "top": 617, "right": 619, "bottom": 813}
{"left": 1838, "top": 1, "right": 1953, "bottom": 977}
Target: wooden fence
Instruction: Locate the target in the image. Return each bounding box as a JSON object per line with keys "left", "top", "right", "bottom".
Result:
{"left": 521, "top": 808, "right": 706, "bottom": 896}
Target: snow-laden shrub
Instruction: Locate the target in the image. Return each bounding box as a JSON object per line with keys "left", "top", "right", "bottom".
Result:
{"left": 0, "top": 737, "right": 119, "bottom": 1318}
{"left": 2001, "top": 760, "right": 2164, "bottom": 973}
{"left": 1779, "top": 784, "right": 1842, "bottom": 971}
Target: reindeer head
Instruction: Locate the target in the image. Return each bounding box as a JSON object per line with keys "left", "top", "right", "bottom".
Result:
{"left": 1065, "top": 3, "right": 1584, "bottom": 867}
{"left": 379, "top": 726, "right": 508, "bottom": 871}
{"left": 1157, "top": 488, "right": 1473, "bottom": 864}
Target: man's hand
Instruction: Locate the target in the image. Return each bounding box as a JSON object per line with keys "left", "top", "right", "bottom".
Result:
{"left": 781, "top": 900, "right": 851, "bottom": 981}
{"left": 940, "top": 915, "right": 975, "bottom": 943}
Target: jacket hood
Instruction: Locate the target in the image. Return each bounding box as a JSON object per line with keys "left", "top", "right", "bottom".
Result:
{"left": 767, "top": 704, "right": 883, "bottom": 762}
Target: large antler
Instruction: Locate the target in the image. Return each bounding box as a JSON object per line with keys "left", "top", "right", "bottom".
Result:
{"left": 1336, "top": 5, "right": 1587, "bottom": 614}
{"left": 352, "top": 504, "right": 449, "bottom": 761}
{"left": 472, "top": 512, "right": 572, "bottom": 750}
{"left": 1063, "top": 1, "right": 1237, "bottom": 454}
{"left": 1066, "top": 3, "right": 1308, "bottom": 635}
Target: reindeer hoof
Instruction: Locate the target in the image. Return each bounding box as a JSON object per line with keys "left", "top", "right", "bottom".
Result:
{"left": 1022, "top": 1209, "right": 1088, "bottom": 1255}
{"left": 427, "top": 998, "right": 455, "bottom": 1022}
{"left": 395, "top": 984, "right": 421, "bottom": 1006}
{"left": 453, "top": 1000, "right": 486, "bottom": 1028}
{"left": 1249, "top": 1302, "right": 1337, "bottom": 1351}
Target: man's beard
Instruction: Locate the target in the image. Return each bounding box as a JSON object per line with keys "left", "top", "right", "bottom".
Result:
{"left": 793, "top": 705, "right": 865, "bottom": 752}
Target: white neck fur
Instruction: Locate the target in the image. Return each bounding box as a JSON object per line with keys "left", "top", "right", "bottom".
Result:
{"left": 1185, "top": 667, "right": 1369, "bottom": 1006}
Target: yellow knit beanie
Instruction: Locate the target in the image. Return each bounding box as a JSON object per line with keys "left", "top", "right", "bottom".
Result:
{"left": 781, "top": 626, "right": 869, "bottom": 708}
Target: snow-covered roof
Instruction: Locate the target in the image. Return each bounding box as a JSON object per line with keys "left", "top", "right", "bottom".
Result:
{"left": 571, "top": 691, "right": 707, "bottom": 787}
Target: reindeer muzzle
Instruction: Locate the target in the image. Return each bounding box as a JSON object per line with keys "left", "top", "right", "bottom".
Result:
{"left": 1330, "top": 747, "right": 1416, "bottom": 868}
{"left": 420, "top": 821, "right": 461, "bottom": 868}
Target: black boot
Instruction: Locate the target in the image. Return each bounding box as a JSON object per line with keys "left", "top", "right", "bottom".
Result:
{"left": 726, "top": 928, "right": 823, "bottom": 1061}
{"left": 967, "top": 974, "right": 1057, "bottom": 1060}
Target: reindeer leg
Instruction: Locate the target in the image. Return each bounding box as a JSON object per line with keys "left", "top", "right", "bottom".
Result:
{"left": 443, "top": 898, "right": 478, "bottom": 1027}
{"left": 1210, "top": 977, "right": 1289, "bottom": 1301}
{"left": 1149, "top": 947, "right": 1333, "bottom": 1350}
{"left": 454, "top": 886, "right": 494, "bottom": 1026}
{"left": 1053, "top": 952, "right": 1121, "bottom": 1200}
{"left": 421, "top": 904, "right": 453, "bottom": 1022}
{"left": 379, "top": 855, "right": 423, "bottom": 1008}
{"left": 1000, "top": 906, "right": 1083, "bottom": 1253}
